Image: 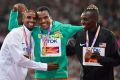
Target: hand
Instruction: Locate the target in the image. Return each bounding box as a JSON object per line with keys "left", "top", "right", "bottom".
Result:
{"left": 13, "top": 3, "right": 27, "bottom": 13}
{"left": 47, "top": 63, "right": 59, "bottom": 71}
{"left": 28, "top": 69, "right": 35, "bottom": 75}
{"left": 90, "top": 52, "right": 101, "bottom": 60}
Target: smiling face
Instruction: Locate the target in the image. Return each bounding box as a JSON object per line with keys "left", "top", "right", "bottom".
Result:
{"left": 37, "top": 10, "right": 52, "bottom": 29}
{"left": 22, "top": 10, "right": 37, "bottom": 30}
{"left": 80, "top": 11, "right": 98, "bottom": 31}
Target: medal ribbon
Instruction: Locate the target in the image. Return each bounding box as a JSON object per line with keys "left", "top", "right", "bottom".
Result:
{"left": 41, "top": 19, "right": 52, "bottom": 55}
{"left": 86, "top": 26, "right": 100, "bottom": 51}
{"left": 23, "top": 25, "right": 32, "bottom": 59}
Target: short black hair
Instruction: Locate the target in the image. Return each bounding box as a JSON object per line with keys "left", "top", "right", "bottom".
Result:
{"left": 37, "top": 6, "right": 51, "bottom": 15}
{"left": 22, "top": 10, "right": 37, "bottom": 19}
{"left": 83, "top": 4, "right": 99, "bottom": 19}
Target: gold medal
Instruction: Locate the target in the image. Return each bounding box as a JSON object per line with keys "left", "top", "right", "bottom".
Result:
{"left": 41, "top": 19, "right": 52, "bottom": 56}
{"left": 42, "top": 47, "right": 47, "bottom": 55}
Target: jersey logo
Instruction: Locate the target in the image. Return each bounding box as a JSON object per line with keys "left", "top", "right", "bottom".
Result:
{"left": 80, "top": 43, "right": 85, "bottom": 46}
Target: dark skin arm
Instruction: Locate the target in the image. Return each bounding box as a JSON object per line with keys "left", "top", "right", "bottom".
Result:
{"left": 28, "top": 63, "right": 59, "bottom": 75}
{"left": 48, "top": 63, "right": 59, "bottom": 70}
{"left": 12, "top": 3, "right": 28, "bottom": 13}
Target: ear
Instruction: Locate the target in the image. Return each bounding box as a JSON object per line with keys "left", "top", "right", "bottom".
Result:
{"left": 22, "top": 18, "right": 24, "bottom": 23}
{"left": 21, "top": 13, "right": 24, "bottom": 22}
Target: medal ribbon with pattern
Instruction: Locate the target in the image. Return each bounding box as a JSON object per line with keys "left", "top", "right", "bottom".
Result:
{"left": 23, "top": 25, "right": 32, "bottom": 59}
{"left": 86, "top": 26, "right": 100, "bottom": 51}
{"left": 41, "top": 19, "right": 52, "bottom": 55}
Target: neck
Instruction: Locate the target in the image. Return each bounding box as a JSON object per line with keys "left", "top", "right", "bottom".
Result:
{"left": 42, "top": 27, "right": 49, "bottom": 30}
{"left": 88, "top": 24, "right": 98, "bottom": 33}
{"left": 24, "top": 24, "right": 33, "bottom": 31}
{"left": 27, "top": 27, "right": 33, "bottom": 31}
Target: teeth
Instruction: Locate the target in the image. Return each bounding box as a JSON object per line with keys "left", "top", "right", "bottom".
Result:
{"left": 29, "top": 23, "right": 34, "bottom": 26}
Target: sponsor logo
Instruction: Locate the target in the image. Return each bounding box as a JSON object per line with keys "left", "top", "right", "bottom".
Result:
{"left": 80, "top": 43, "right": 85, "bottom": 46}
{"left": 48, "top": 39, "right": 57, "bottom": 43}
{"left": 99, "top": 43, "right": 106, "bottom": 48}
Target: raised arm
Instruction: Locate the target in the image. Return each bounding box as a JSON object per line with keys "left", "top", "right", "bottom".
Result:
{"left": 61, "top": 23, "right": 84, "bottom": 39}
{"left": 8, "top": 3, "right": 27, "bottom": 31}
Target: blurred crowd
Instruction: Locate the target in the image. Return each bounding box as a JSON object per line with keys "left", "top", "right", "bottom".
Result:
{"left": 0, "top": 0, "right": 120, "bottom": 80}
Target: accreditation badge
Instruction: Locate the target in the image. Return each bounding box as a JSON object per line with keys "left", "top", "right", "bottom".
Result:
{"left": 83, "top": 47, "right": 105, "bottom": 66}
{"left": 41, "top": 38, "right": 61, "bottom": 57}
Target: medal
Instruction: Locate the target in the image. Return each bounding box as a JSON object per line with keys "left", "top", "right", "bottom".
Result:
{"left": 41, "top": 19, "right": 52, "bottom": 56}
{"left": 85, "top": 49, "right": 92, "bottom": 62}
{"left": 86, "top": 26, "right": 100, "bottom": 51}
{"left": 85, "top": 26, "right": 100, "bottom": 62}
{"left": 42, "top": 47, "right": 47, "bottom": 55}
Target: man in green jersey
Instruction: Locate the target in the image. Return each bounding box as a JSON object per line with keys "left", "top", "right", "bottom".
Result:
{"left": 32, "top": 6, "right": 84, "bottom": 80}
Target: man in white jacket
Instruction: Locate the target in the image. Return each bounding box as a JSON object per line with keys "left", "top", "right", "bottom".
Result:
{"left": 0, "top": 10, "right": 58, "bottom": 80}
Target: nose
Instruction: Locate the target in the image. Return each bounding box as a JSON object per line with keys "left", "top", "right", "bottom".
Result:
{"left": 30, "top": 18, "right": 36, "bottom": 22}
{"left": 30, "top": 17, "right": 34, "bottom": 21}
{"left": 41, "top": 18, "right": 45, "bottom": 23}
{"left": 80, "top": 20, "right": 86, "bottom": 25}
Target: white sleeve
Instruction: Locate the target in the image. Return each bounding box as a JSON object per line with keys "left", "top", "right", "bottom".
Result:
{"left": 8, "top": 31, "right": 48, "bottom": 71}
{"left": 31, "top": 37, "right": 35, "bottom": 60}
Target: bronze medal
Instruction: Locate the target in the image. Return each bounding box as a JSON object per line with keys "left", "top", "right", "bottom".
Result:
{"left": 85, "top": 49, "right": 92, "bottom": 62}
{"left": 29, "top": 53, "right": 31, "bottom": 59}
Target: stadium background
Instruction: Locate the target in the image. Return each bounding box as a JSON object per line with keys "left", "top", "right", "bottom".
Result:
{"left": 0, "top": 0, "right": 120, "bottom": 80}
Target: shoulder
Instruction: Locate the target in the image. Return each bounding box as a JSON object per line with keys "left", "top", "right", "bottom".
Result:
{"left": 32, "top": 26, "right": 39, "bottom": 33}
{"left": 101, "top": 27, "right": 114, "bottom": 37}
{"left": 53, "top": 20, "right": 62, "bottom": 28}
{"left": 100, "top": 27, "right": 117, "bottom": 42}
{"left": 9, "top": 26, "right": 22, "bottom": 36}
{"left": 76, "top": 29, "right": 85, "bottom": 35}
{"left": 54, "top": 20, "right": 62, "bottom": 25}
{"left": 53, "top": 20, "right": 74, "bottom": 28}
{"left": 4, "top": 27, "right": 22, "bottom": 42}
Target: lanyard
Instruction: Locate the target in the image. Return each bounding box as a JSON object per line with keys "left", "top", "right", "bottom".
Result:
{"left": 86, "top": 26, "right": 100, "bottom": 51}
{"left": 23, "top": 26, "right": 32, "bottom": 58}
{"left": 41, "top": 19, "right": 52, "bottom": 47}
{"left": 41, "top": 19, "right": 52, "bottom": 55}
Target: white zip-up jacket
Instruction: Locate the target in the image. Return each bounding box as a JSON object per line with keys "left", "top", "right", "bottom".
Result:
{"left": 0, "top": 25, "right": 47, "bottom": 80}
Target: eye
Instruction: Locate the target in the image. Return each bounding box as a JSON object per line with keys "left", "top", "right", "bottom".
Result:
{"left": 82, "top": 18, "right": 88, "bottom": 21}
{"left": 27, "top": 16, "right": 31, "bottom": 19}
{"left": 44, "top": 16, "right": 49, "bottom": 19}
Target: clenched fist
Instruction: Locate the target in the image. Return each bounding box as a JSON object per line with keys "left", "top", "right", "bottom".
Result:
{"left": 47, "top": 63, "right": 59, "bottom": 71}
{"left": 13, "top": 3, "right": 28, "bottom": 13}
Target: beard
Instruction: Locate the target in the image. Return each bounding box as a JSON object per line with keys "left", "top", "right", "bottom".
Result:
{"left": 25, "top": 23, "right": 35, "bottom": 31}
